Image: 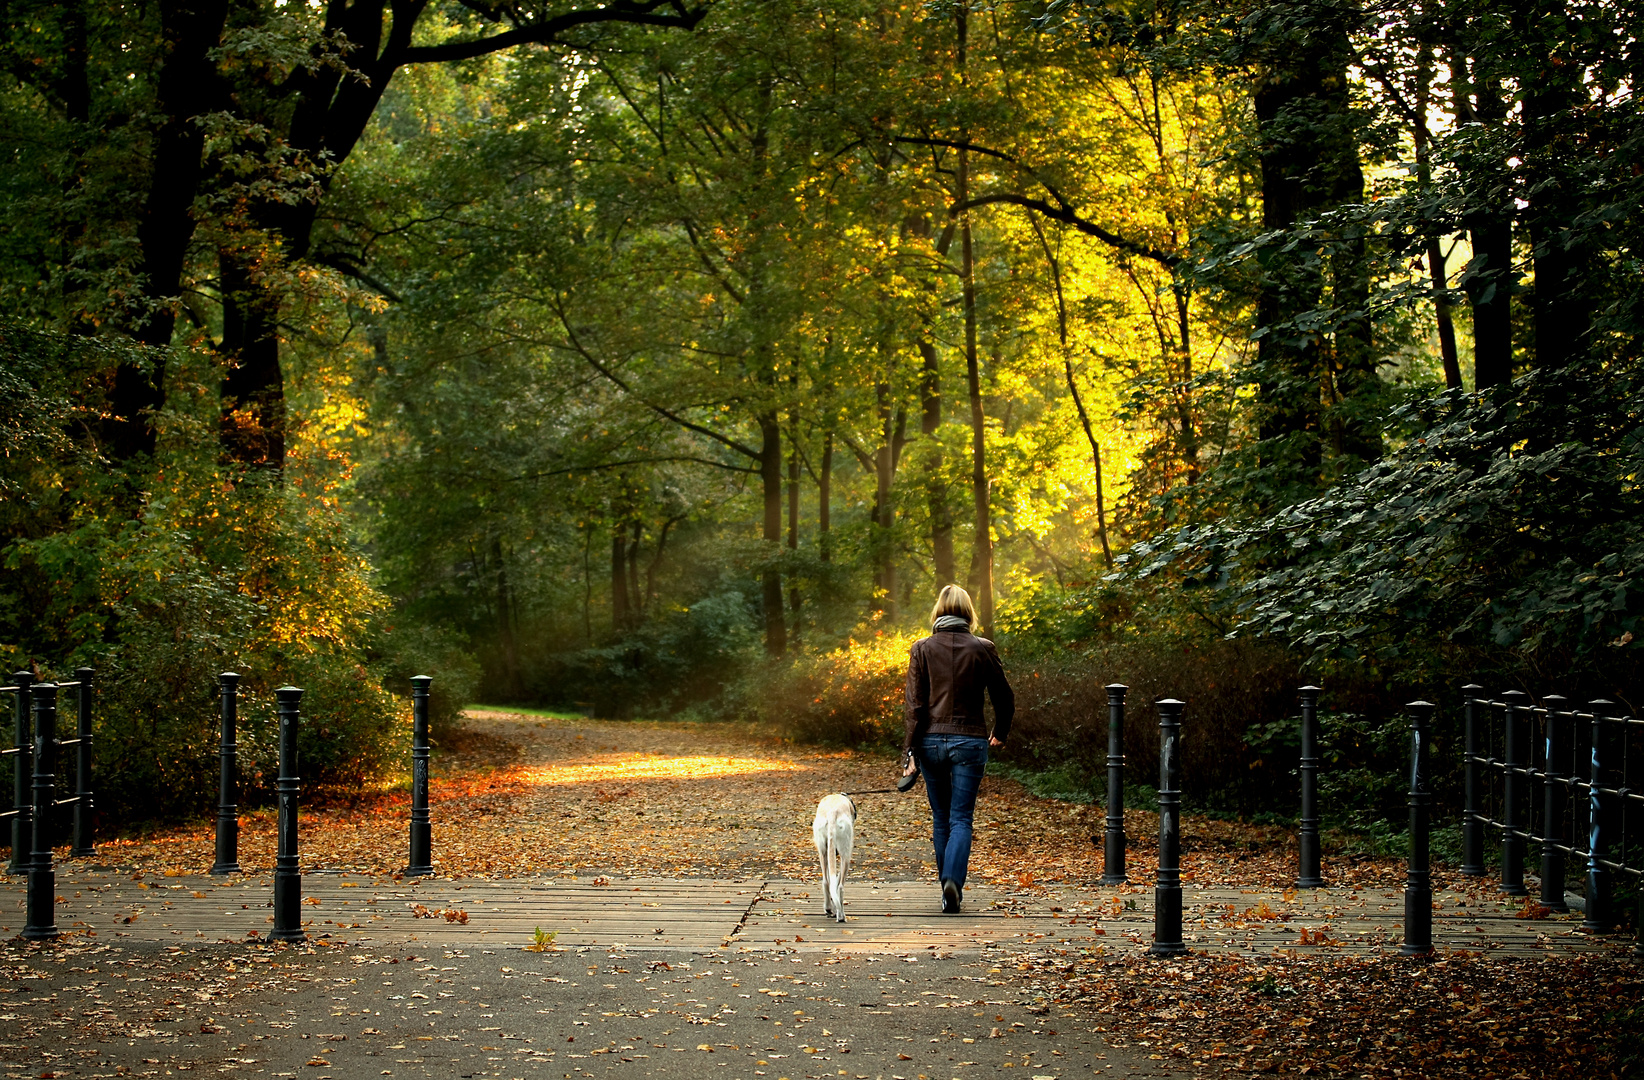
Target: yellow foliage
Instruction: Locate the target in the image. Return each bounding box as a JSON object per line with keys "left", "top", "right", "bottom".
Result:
{"left": 750, "top": 628, "right": 919, "bottom": 747}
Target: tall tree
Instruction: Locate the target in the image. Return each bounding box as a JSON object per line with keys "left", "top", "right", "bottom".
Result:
{"left": 1, "top": 0, "right": 708, "bottom": 467}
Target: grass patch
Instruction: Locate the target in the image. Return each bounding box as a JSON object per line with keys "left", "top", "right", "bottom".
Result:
{"left": 989, "top": 762, "right": 1095, "bottom": 803}
{"left": 468, "top": 703, "right": 594, "bottom": 721}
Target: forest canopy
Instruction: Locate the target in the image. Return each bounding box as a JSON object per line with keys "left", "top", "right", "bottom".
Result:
{"left": 2, "top": 0, "right": 1640, "bottom": 818}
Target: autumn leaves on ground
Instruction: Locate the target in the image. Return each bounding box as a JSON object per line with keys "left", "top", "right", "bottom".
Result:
{"left": 103, "top": 710, "right": 1644, "bottom": 1079}
{"left": 107, "top": 708, "right": 1330, "bottom": 888}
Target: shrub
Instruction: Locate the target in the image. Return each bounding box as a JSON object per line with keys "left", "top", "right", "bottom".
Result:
{"left": 743, "top": 611, "right": 1306, "bottom": 815}
{"left": 999, "top": 636, "right": 1301, "bottom": 814}
{"left": 371, "top": 620, "right": 483, "bottom": 740}
{"left": 3, "top": 326, "right": 410, "bottom": 822}
{"left": 742, "top": 624, "right": 919, "bottom": 746}
{"left": 528, "top": 585, "right": 760, "bottom": 718}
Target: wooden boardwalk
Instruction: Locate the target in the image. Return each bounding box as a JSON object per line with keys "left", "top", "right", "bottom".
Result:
{"left": 2, "top": 868, "right": 1624, "bottom": 958}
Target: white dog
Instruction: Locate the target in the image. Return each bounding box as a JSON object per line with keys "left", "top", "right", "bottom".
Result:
{"left": 812, "top": 793, "right": 856, "bottom": 923}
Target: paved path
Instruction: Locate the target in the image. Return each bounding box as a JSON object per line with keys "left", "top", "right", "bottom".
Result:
{"left": 4, "top": 867, "right": 1604, "bottom": 958}
{"left": 1, "top": 866, "right": 1618, "bottom": 1080}
{"left": 2, "top": 867, "right": 1174, "bottom": 1080}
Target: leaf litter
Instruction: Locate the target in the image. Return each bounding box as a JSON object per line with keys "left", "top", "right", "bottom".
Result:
{"left": 25, "top": 709, "right": 1641, "bottom": 1078}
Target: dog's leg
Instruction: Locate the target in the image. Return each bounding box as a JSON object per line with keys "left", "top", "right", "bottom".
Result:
{"left": 813, "top": 821, "right": 832, "bottom": 917}
{"left": 832, "top": 818, "right": 854, "bottom": 923}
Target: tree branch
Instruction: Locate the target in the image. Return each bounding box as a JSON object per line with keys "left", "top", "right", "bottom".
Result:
{"left": 507, "top": 454, "right": 760, "bottom": 480}
{"left": 956, "top": 193, "right": 1179, "bottom": 268}
{"left": 552, "top": 298, "right": 764, "bottom": 462}
{"left": 836, "top": 428, "right": 877, "bottom": 472}
{"left": 893, "top": 134, "right": 1179, "bottom": 268}
{"left": 401, "top": 0, "right": 709, "bottom": 64}
{"left": 309, "top": 251, "right": 404, "bottom": 302}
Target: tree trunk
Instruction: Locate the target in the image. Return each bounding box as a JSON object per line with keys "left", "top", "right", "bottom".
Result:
{"left": 1252, "top": 16, "right": 1364, "bottom": 486}
{"left": 919, "top": 340, "right": 956, "bottom": 585}
{"left": 1451, "top": 55, "right": 1514, "bottom": 391}
{"left": 1171, "top": 287, "right": 1202, "bottom": 482}
{"left": 819, "top": 430, "right": 833, "bottom": 563}
{"left": 759, "top": 411, "right": 786, "bottom": 657}
{"left": 1516, "top": 0, "right": 1589, "bottom": 374}
{"left": 787, "top": 409, "right": 802, "bottom": 640}
{"left": 643, "top": 517, "right": 677, "bottom": 611}
{"left": 611, "top": 523, "right": 630, "bottom": 631}
{"left": 105, "top": 0, "right": 230, "bottom": 460}
{"left": 492, "top": 535, "right": 521, "bottom": 700}
{"left": 1329, "top": 158, "right": 1380, "bottom": 463}
{"left": 1028, "top": 215, "right": 1114, "bottom": 571}
{"left": 582, "top": 526, "right": 593, "bottom": 644}
{"left": 217, "top": 251, "right": 286, "bottom": 468}
{"left": 627, "top": 520, "right": 643, "bottom": 620}
{"left": 956, "top": 6, "right": 993, "bottom": 630}
{"left": 1415, "top": 46, "right": 1462, "bottom": 391}
{"left": 871, "top": 380, "right": 905, "bottom": 617}
{"left": 1065, "top": 362, "right": 1114, "bottom": 570}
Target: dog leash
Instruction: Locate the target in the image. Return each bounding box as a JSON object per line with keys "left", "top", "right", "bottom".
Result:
{"left": 842, "top": 755, "right": 922, "bottom": 797}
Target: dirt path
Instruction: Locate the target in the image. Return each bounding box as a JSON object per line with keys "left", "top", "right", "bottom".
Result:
{"left": 10, "top": 713, "right": 1642, "bottom": 1080}
{"left": 98, "top": 710, "right": 1410, "bottom": 895}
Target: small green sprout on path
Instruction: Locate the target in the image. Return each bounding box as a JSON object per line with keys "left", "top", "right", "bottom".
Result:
{"left": 527, "top": 926, "right": 557, "bottom": 952}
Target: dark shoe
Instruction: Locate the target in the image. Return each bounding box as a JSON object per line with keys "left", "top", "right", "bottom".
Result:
{"left": 941, "top": 879, "right": 961, "bottom": 914}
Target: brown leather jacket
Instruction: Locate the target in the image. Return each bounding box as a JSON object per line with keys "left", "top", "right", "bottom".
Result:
{"left": 903, "top": 630, "right": 1015, "bottom": 752}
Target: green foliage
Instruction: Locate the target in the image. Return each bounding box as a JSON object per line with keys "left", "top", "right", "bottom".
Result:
{"left": 0, "top": 326, "right": 464, "bottom": 819}
{"left": 371, "top": 621, "right": 482, "bottom": 739}
{"left": 532, "top": 586, "right": 762, "bottom": 719}
{"left": 1126, "top": 361, "right": 1644, "bottom": 696}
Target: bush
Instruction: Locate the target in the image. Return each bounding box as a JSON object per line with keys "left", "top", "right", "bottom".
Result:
{"left": 742, "top": 608, "right": 1306, "bottom": 815}
{"left": 527, "top": 585, "right": 760, "bottom": 718}
{"left": 3, "top": 327, "right": 410, "bottom": 822}
{"left": 371, "top": 620, "right": 483, "bottom": 740}
{"left": 1000, "top": 635, "right": 1301, "bottom": 814}
{"left": 741, "top": 623, "right": 918, "bottom": 746}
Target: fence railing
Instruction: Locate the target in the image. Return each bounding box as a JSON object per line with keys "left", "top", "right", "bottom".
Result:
{"left": 5, "top": 671, "right": 434, "bottom": 943}
{"left": 2, "top": 674, "right": 97, "bottom": 939}
{"left": 1463, "top": 687, "right": 1644, "bottom": 931}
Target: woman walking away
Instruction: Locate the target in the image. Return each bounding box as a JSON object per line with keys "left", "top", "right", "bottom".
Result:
{"left": 902, "top": 584, "right": 1014, "bottom": 914}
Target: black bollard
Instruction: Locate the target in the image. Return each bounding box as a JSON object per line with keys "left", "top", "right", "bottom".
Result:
{"left": 24, "top": 683, "right": 60, "bottom": 940}
{"left": 407, "top": 675, "right": 434, "bottom": 876}
{"left": 1296, "top": 685, "right": 1324, "bottom": 889}
{"left": 69, "top": 668, "right": 95, "bottom": 857}
{"left": 1401, "top": 701, "right": 1435, "bottom": 957}
{"left": 1101, "top": 683, "right": 1127, "bottom": 885}
{"left": 1539, "top": 696, "right": 1569, "bottom": 912}
{"left": 271, "top": 686, "right": 305, "bottom": 943}
{"left": 1459, "top": 684, "right": 1485, "bottom": 877}
{"left": 7, "top": 670, "right": 31, "bottom": 875}
{"left": 1583, "top": 700, "right": 1614, "bottom": 933}
{"left": 1150, "top": 698, "right": 1186, "bottom": 957}
{"left": 212, "top": 673, "right": 242, "bottom": 875}
{"left": 1500, "top": 690, "right": 1529, "bottom": 895}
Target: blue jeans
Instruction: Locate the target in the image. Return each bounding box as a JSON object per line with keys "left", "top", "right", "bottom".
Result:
{"left": 915, "top": 734, "right": 989, "bottom": 890}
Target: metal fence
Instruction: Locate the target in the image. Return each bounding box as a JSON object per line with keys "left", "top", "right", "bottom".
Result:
{"left": 1461, "top": 686, "right": 1643, "bottom": 930}
{"left": 6, "top": 671, "right": 434, "bottom": 942}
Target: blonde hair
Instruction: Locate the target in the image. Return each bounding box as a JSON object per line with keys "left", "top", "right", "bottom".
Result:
{"left": 929, "top": 584, "right": 977, "bottom": 629}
